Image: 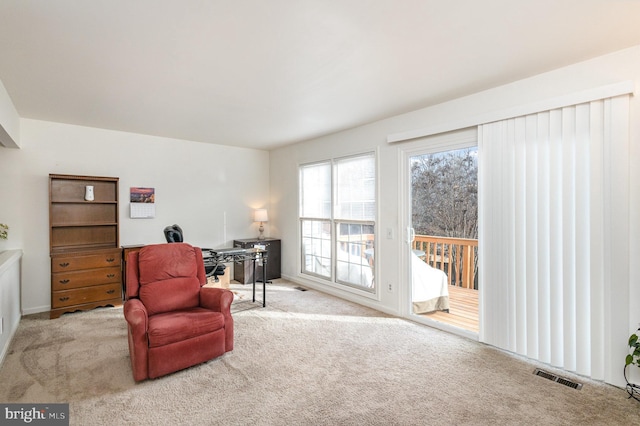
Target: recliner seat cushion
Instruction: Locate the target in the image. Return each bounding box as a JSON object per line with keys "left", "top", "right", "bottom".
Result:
{"left": 148, "top": 308, "right": 225, "bottom": 347}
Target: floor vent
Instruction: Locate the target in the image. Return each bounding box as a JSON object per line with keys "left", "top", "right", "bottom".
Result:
{"left": 294, "top": 286, "right": 308, "bottom": 292}
{"left": 533, "top": 368, "right": 583, "bottom": 390}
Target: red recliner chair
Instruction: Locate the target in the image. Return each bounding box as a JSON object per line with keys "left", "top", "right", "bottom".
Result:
{"left": 123, "top": 243, "right": 234, "bottom": 381}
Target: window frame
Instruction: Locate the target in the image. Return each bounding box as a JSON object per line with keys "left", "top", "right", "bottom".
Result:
{"left": 298, "top": 152, "right": 377, "bottom": 295}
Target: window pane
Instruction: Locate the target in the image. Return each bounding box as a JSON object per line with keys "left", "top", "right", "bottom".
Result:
{"left": 300, "top": 162, "right": 331, "bottom": 218}
{"left": 299, "top": 153, "right": 376, "bottom": 292}
{"left": 336, "top": 221, "right": 375, "bottom": 289}
{"left": 301, "top": 219, "right": 331, "bottom": 279}
{"left": 335, "top": 154, "right": 375, "bottom": 220}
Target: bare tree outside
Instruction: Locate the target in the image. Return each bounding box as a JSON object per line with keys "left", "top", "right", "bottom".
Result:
{"left": 411, "top": 147, "right": 478, "bottom": 289}
{"left": 411, "top": 147, "right": 478, "bottom": 240}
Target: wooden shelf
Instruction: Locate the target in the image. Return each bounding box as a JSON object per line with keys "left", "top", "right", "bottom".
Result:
{"left": 50, "top": 244, "right": 118, "bottom": 253}
{"left": 52, "top": 201, "right": 117, "bottom": 204}
{"left": 51, "top": 222, "right": 118, "bottom": 227}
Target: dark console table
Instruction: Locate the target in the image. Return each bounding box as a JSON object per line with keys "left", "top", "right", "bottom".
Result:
{"left": 203, "top": 247, "right": 268, "bottom": 307}
{"left": 233, "top": 238, "right": 281, "bottom": 284}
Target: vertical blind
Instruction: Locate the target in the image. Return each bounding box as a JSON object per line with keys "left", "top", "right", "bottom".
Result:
{"left": 478, "top": 95, "right": 630, "bottom": 385}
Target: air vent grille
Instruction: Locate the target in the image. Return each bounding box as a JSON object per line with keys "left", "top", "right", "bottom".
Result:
{"left": 533, "top": 368, "right": 583, "bottom": 390}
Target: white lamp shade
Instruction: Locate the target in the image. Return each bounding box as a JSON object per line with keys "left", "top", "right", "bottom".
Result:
{"left": 254, "top": 209, "right": 268, "bottom": 222}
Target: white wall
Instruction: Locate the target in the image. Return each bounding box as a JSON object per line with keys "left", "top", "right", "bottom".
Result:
{"left": 270, "top": 45, "right": 640, "bottom": 384}
{"left": 0, "top": 119, "right": 270, "bottom": 314}
{"left": 0, "top": 78, "right": 19, "bottom": 148}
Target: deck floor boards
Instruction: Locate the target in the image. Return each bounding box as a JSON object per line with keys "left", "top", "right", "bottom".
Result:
{"left": 420, "top": 285, "right": 479, "bottom": 333}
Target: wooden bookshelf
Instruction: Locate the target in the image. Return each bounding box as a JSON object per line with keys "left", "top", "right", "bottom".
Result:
{"left": 49, "top": 174, "right": 122, "bottom": 318}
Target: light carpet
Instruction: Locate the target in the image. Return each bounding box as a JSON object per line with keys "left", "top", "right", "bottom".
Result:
{"left": 0, "top": 280, "right": 637, "bottom": 425}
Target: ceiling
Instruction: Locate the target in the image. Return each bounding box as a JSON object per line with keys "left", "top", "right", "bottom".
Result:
{"left": 1, "top": 1, "right": 640, "bottom": 150}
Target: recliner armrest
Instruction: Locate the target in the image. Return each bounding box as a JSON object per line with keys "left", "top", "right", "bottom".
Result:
{"left": 123, "top": 298, "right": 150, "bottom": 381}
{"left": 124, "top": 298, "right": 149, "bottom": 332}
{"left": 200, "top": 287, "right": 233, "bottom": 313}
{"left": 200, "top": 287, "right": 234, "bottom": 352}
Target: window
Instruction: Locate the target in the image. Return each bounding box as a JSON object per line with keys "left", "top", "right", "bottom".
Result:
{"left": 299, "top": 153, "right": 376, "bottom": 291}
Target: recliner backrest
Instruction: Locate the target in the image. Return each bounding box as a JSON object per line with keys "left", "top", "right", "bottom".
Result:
{"left": 137, "top": 243, "right": 201, "bottom": 316}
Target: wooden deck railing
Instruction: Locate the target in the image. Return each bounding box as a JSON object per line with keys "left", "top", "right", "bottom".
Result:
{"left": 412, "top": 235, "right": 478, "bottom": 289}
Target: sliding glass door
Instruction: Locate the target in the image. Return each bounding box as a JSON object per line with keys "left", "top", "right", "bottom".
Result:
{"left": 399, "top": 128, "right": 478, "bottom": 338}
{"left": 408, "top": 147, "right": 479, "bottom": 333}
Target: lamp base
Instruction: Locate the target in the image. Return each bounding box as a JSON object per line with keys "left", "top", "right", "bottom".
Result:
{"left": 258, "top": 223, "right": 265, "bottom": 240}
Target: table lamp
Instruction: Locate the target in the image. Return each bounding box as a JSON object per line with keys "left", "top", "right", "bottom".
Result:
{"left": 254, "top": 209, "right": 268, "bottom": 240}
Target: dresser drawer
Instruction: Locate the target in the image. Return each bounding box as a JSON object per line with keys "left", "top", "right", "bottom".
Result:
{"left": 52, "top": 266, "right": 121, "bottom": 291}
{"left": 51, "top": 250, "right": 121, "bottom": 272}
{"left": 52, "top": 282, "right": 122, "bottom": 308}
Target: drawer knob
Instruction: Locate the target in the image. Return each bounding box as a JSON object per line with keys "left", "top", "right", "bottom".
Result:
{"left": 59, "top": 279, "right": 70, "bottom": 284}
{"left": 106, "top": 289, "right": 116, "bottom": 294}
{"left": 59, "top": 262, "right": 70, "bottom": 268}
{"left": 59, "top": 296, "right": 70, "bottom": 302}
{"left": 107, "top": 274, "right": 115, "bottom": 278}
{"left": 106, "top": 258, "right": 115, "bottom": 262}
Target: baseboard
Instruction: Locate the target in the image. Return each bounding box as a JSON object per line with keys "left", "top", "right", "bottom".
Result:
{"left": 281, "top": 273, "right": 399, "bottom": 317}
{"left": 21, "top": 305, "right": 50, "bottom": 316}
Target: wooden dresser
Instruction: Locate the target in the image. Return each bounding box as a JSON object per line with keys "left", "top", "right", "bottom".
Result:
{"left": 49, "top": 174, "right": 122, "bottom": 319}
